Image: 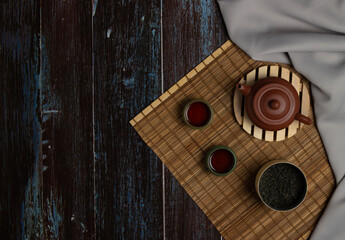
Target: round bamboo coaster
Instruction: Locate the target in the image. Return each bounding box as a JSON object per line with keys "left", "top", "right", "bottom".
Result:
{"left": 233, "top": 65, "right": 311, "bottom": 142}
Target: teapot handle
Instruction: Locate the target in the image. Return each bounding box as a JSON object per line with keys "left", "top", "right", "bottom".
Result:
{"left": 294, "top": 113, "right": 312, "bottom": 125}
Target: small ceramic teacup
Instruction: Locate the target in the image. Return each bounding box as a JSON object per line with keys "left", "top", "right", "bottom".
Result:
{"left": 183, "top": 99, "right": 213, "bottom": 130}
{"left": 206, "top": 146, "right": 237, "bottom": 176}
{"left": 255, "top": 160, "right": 308, "bottom": 211}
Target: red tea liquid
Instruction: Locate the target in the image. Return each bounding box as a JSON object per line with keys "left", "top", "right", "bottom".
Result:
{"left": 210, "top": 149, "right": 235, "bottom": 174}
{"left": 186, "top": 102, "right": 211, "bottom": 127}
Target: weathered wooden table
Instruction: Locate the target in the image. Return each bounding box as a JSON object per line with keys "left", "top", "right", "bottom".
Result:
{"left": 1, "top": 0, "right": 228, "bottom": 239}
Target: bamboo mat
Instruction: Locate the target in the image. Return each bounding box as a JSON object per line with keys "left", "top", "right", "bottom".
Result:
{"left": 130, "top": 40, "right": 335, "bottom": 240}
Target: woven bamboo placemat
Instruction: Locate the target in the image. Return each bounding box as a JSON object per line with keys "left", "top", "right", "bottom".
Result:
{"left": 130, "top": 40, "right": 335, "bottom": 240}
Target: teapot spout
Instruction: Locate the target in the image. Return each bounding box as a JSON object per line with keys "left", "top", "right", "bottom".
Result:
{"left": 236, "top": 83, "right": 251, "bottom": 96}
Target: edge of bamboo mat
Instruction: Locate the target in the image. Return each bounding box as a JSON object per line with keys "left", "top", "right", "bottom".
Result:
{"left": 129, "top": 40, "right": 233, "bottom": 127}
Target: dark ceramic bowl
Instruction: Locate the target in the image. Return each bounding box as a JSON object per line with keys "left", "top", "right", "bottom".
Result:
{"left": 255, "top": 160, "right": 308, "bottom": 211}
{"left": 183, "top": 99, "right": 213, "bottom": 130}
{"left": 206, "top": 146, "right": 237, "bottom": 176}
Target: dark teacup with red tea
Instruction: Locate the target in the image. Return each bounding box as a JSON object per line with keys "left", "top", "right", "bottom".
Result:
{"left": 183, "top": 99, "right": 213, "bottom": 129}
{"left": 206, "top": 146, "right": 237, "bottom": 176}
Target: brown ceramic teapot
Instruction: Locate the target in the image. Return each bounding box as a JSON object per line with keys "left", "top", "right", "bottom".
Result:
{"left": 236, "top": 77, "right": 312, "bottom": 131}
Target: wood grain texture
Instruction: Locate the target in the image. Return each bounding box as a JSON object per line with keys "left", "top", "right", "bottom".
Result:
{"left": 41, "top": 1, "right": 95, "bottom": 239}
{"left": 0, "top": 1, "right": 43, "bottom": 239}
{"left": 93, "top": 0, "right": 163, "bottom": 239}
{"left": 162, "top": 0, "right": 228, "bottom": 239}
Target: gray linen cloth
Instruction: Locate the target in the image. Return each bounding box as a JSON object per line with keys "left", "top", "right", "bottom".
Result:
{"left": 217, "top": 0, "right": 345, "bottom": 239}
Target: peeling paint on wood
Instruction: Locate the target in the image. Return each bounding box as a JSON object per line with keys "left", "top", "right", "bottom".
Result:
{"left": 0, "top": 0, "right": 42, "bottom": 239}
{"left": 1, "top": 0, "right": 230, "bottom": 239}
{"left": 93, "top": 0, "right": 163, "bottom": 239}
{"left": 41, "top": 0, "right": 95, "bottom": 239}
{"left": 162, "top": 0, "right": 228, "bottom": 239}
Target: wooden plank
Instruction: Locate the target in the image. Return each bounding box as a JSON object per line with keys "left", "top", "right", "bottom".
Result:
{"left": 275, "top": 68, "right": 290, "bottom": 140}
{"left": 233, "top": 79, "right": 245, "bottom": 125}
{"left": 41, "top": 0, "right": 95, "bottom": 238}
{"left": 0, "top": 1, "right": 43, "bottom": 238}
{"left": 276, "top": 128, "right": 286, "bottom": 141}
{"left": 242, "top": 109, "right": 253, "bottom": 135}
{"left": 246, "top": 69, "right": 256, "bottom": 84}
{"left": 301, "top": 83, "right": 311, "bottom": 129}
{"left": 257, "top": 66, "right": 274, "bottom": 141}
{"left": 93, "top": 0, "right": 163, "bottom": 239}
{"left": 247, "top": 69, "right": 263, "bottom": 139}
{"left": 162, "top": 0, "right": 228, "bottom": 238}
{"left": 292, "top": 73, "right": 302, "bottom": 92}
{"left": 286, "top": 70, "right": 299, "bottom": 138}
{"left": 258, "top": 66, "right": 268, "bottom": 80}
{"left": 281, "top": 68, "right": 290, "bottom": 81}
{"left": 270, "top": 65, "right": 279, "bottom": 77}
{"left": 270, "top": 66, "right": 286, "bottom": 141}
{"left": 242, "top": 69, "right": 255, "bottom": 136}
{"left": 292, "top": 73, "right": 303, "bottom": 130}
{"left": 270, "top": 66, "right": 285, "bottom": 140}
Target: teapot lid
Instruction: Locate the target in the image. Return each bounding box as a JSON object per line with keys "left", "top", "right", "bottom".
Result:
{"left": 249, "top": 78, "right": 299, "bottom": 130}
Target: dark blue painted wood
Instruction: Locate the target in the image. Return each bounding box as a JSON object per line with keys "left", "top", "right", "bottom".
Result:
{"left": 1, "top": 0, "right": 230, "bottom": 239}
{"left": 40, "top": 0, "right": 95, "bottom": 239}
{"left": 0, "top": 0, "right": 43, "bottom": 239}
{"left": 93, "top": 0, "right": 163, "bottom": 239}
{"left": 162, "top": 0, "right": 228, "bottom": 239}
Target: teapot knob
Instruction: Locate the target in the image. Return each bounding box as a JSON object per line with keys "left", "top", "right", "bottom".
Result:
{"left": 269, "top": 100, "right": 280, "bottom": 110}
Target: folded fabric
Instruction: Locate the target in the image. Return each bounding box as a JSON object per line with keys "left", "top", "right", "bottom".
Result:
{"left": 217, "top": 0, "right": 345, "bottom": 239}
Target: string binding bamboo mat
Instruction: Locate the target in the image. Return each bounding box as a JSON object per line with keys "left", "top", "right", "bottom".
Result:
{"left": 130, "top": 40, "right": 335, "bottom": 240}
